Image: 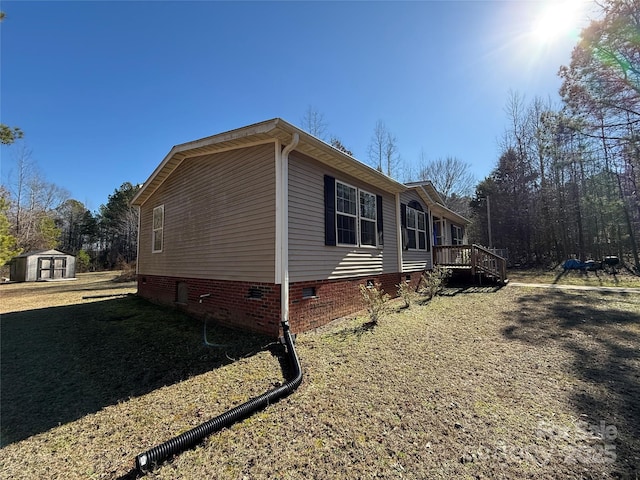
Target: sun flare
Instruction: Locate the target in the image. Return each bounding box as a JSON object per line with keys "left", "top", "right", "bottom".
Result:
{"left": 531, "top": 0, "right": 586, "bottom": 44}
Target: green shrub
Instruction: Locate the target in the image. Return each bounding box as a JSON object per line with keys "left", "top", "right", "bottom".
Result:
{"left": 76, "top": 249, "right": 91, "bottom": 273}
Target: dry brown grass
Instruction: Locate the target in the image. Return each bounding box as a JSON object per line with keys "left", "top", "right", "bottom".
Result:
{"left": 1, "top": 275, "right": 638, "bottom": 479}
{"left": 508, "top": 266, "right": 640, "bottom": 289}
{"left": 0, "top": 271, "right": 138, "bottom": 313}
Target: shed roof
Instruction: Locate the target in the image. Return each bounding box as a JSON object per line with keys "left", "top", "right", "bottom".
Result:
{"left": 14, "top": 249, "right": 71, "bottom": 258}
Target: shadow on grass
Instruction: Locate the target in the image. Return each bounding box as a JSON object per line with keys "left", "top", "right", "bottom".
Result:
{"left": 438, "top": 285, "right": 503, "bottom": 297}
{"left": 0, "top": 295, "right": 272, "bottom": 447}
{"left": 329, "top": 320, "right": 377, "bottom": 341}
{"left": 501, "top": 290, "right": 640, "bottom": 475}
{"left": 0, "top": 279, "right": 138, "bottom": 298}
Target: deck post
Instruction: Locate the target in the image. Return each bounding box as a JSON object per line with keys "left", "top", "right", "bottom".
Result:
{"left": 471, "top": 245, "right": 477, "bottom": 276}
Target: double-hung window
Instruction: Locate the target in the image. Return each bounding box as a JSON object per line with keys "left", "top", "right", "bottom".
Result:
{"left": 406, "top": 206, "right": 427, "bottom": 250}
{"left": 359, "top": 190, "right": 377, "bottom": 246}
{"left": 336, "top": 181, "right": 378, "bottom": 247}
{"left": 336, "top": 182, "right": 358, "bottom": 245}
{"left": 417, "top": 209, "right": 427, "bottom": 249}
{"left": 452, "top": 225, "right": 463, "bottom": 245}
{"left": 326, "top": 176, "right": 382, "bottom": 247}
{"left": 152, "top": 205, "right": 164, "bottom": 253}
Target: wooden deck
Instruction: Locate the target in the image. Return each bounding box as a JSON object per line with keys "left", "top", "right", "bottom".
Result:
{"left": 433, "top": 244, "right": 507, "bottom": 284}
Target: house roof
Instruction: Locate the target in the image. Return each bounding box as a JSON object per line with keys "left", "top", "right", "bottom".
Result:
{"left": 130, "top": 118, "right": 469, "bottom": 226}
{"left": 406, "top": 182, "right": 470, "bottom": 225}
{"left": 131, "top": 118, "right": 406, "bottom": 207}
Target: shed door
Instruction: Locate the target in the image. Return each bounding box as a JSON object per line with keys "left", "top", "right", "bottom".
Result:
{"left": 37, "top": 256, "right": 67, "bottom": 279}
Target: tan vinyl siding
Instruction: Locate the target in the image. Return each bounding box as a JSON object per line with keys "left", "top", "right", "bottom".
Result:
{"left": 399, "top": 191, "right": 433, "bottom": 272}
{"left": 288, "top": 152, "right": 398, "bottom": 282}
{"left": 137, "top": 144, "right": 276, "bottom": 282}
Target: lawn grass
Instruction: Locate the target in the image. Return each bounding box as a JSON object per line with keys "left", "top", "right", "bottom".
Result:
{"left": 1, "top": 274, "right": 638, "bottom": 479}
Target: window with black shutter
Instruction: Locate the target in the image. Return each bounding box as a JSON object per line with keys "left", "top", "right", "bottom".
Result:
{"left": 324, "top": 175, "right": 383, "bottom": 248}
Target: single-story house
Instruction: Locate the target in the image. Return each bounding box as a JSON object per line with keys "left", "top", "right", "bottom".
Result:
{"left": 131, "top": 118, "right": 471, "bottom": 337}
{"left": 9, "top": 249, "right": 76, "bottom": 282}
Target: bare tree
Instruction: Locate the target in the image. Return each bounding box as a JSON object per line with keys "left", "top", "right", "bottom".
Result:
{"left": 417, "top": 156, "right": 476, "bottom": 202}
{"left": 367, "top": 120, "right": 400, "bottom": 177}
{"left": 4, "top": 145, "right": 69, "bottom": 251}
{"left": 300, "top": 106, "right": 328, "bottom": 140}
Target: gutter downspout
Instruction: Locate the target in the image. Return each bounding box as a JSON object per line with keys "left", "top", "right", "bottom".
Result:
{"left": 279, "top": 133, "right": 299, "bottom": 329}
{"left": 133, "top": 133, "right": 302, "bottom": 474}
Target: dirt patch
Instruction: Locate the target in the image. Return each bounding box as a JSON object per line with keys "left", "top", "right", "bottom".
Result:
{"left": 0, "top": 277, "right": 638, "bottom": 479}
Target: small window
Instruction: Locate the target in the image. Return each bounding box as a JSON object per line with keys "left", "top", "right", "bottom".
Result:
{"left": 152, "top": 205, "right": 164, "bottom": 253}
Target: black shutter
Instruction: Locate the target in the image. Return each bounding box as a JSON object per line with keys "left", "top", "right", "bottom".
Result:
{"left": 376, "top": 194, "right": 383, "bottom": 246}
{"left": 324, "top": 175, "right": 336, "bottom": 246}
{"left": 400, "top": 203, "right": 408, "bottom": 250}
{"left": 451, "top": 224, "right": 456, "bottom": 245}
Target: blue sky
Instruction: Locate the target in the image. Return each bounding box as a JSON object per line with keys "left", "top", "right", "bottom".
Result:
{"left": 1, "top": 1, "right": 594, "bottom": 211}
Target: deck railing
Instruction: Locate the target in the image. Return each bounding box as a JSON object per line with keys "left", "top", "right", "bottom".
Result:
{"left": 433, "top": 244, "right": 507, "bottom": 284}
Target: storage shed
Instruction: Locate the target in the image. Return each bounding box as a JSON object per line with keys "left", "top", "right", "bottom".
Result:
{"left": 9, "top": 249, "right": 76, "bottom": 282}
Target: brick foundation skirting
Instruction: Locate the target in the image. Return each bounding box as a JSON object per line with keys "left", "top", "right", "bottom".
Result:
{"left": 137, "top": 271, "right": 425, "bottom": 337}
{"left": 137, "top": 275, "right": 281, "bottom": 337}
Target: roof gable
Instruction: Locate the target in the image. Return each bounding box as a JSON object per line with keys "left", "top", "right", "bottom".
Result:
{"left": 405, "top": 183, "right": 470, "bottom": 225}
{"left": 131, "top": 118, "right": 406, "bottom": 207}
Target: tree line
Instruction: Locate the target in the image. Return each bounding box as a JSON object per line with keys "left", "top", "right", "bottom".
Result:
{"left": 1, "top": 0, "right": 637, "bottom": 274}
{"left": 0, "top": 146, "right": 139, "bottom": 272}
{"left": 302, "top": 0, "right": 639, "bottom": 271}
{"left": 470, "top": 0, "right": 639, "bottom": 271}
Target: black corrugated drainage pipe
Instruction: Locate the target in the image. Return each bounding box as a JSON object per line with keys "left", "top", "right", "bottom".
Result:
{"left": 134, "top": 321, "right": 302, "bottom": 474}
